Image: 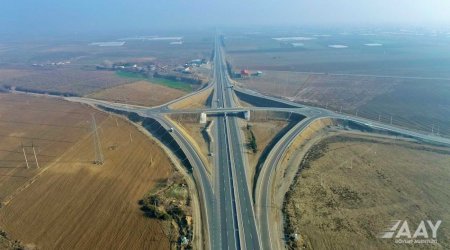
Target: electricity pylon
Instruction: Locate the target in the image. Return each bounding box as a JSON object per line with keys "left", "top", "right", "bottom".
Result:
{"left": 91, "top": 114, "right": 104, "bottom": 165}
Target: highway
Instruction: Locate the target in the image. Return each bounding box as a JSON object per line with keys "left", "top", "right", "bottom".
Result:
{"left": 144, "top": 113, "right": 215, "bottom": 249}
{"left": 255, "top": 116, "right": 320, "bottom": 249}
{"left": 211, "top": 36, "right": 261, "bottom": 249}
{"left": 211, "top": 44, "right": 239, "bottom": 249}
{"left": 62, "top": 35, "right": 450, "bottom": 250}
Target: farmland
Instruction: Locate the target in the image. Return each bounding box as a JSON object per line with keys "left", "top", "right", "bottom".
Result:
{"left": 0, "top": 67, "right": 133, "bottom": 96}
{"left": 0, "top": 33, "right": 213, "bottom": 66}
{"left": 0, "top": 93, "right": 179, "bottom": 249}
{"left": 226, "top": 31, "right": 450, "bottom": 137}
{"left": 88, "top": 80, "right": 187, "bottom": 107}
{"left": 115, "top": 71, "right": 194, "bottom": 92}
{"left": 283, "top": 133, "right": 450, "bottom": 249}
{"left": 0, "top": 32, "right": 213, "bottom": 98}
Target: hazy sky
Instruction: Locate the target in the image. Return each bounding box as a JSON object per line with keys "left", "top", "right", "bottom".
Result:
{"left": 2, "top": 0, "right": 450, "bottom": 35}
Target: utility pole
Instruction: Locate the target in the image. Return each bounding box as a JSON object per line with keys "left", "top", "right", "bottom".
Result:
{"left": 21, "top": 143, "right": 40, "bottom": 169}
{"left": 91, "top": 114, "right": 104, "bottom": 165}
{"left": 32, "top": 143, "right": 39, "bottom": 169}
{"left": 22, "top": 143, "right": 29, "bottom": 169}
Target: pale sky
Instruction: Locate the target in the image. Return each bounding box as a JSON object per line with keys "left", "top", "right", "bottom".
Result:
{"left": 2, "top": 0, "right": 450, "bottom": 35}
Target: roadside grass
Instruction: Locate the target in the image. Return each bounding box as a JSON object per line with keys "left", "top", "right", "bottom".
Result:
{"left": 115, "top": 71, "right": 192, "bottom": 92}
{"left": 283, "top": 134, "right": 450, "bottom": 249}
{"left": 167, "top": 185, "right": 189, "bottom": 200}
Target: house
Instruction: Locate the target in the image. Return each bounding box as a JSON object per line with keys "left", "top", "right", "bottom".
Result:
{"left": 182, "top": 67, "right": 192, "bottom": 74}
{"left": 241, "top": 69, "right": 250, "bottom": 77}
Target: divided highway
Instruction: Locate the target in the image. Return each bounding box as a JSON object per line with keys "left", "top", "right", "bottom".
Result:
{"left": 211, "top": 36, "right": 261, "bottom": 249}
{"left": 63, "top": 35, "right": 450, "bottom": 250}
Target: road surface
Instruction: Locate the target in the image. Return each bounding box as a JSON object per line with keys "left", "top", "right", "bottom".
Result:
{"left": 61, "top": 35, "right": 450, "bottom": 250}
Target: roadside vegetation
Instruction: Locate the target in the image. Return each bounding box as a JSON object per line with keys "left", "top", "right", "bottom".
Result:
{"left": 245, "top": 123, "right": 258, "bottom": 153}
{"left": 283, "top": 134, "right": 450, "bottom": 249}
{"left": 0, "top": 230, "right": 23, "bottom": 250}
{"left": 139, "top": 171, "right": 193, "bottom": 250}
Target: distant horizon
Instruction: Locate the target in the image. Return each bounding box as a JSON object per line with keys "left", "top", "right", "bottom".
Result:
{"left": 1, "top": 23, "right": 450, "bottom": 42}
{"left": 2, "top": 0, "right": 450, "bottom": 38}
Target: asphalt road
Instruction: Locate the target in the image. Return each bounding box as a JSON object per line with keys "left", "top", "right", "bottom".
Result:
{"left": 146, "top": 114, "right": 216, "bottom": 249}
{"left": 62, "top": 35, "right": 450, "bottom": 250}
{"left": 209, "top": 36, "right": 262, "bottom": 249}
{"left": 255, "top": 116, "right": 320, "bottom": 249}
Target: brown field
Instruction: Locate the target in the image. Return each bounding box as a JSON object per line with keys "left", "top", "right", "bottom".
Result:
{"left": 0, "top": 93, "right": 101, "bottom": 199}
{"left": 0, "top": 93, "right": 176, "bottom": 249}
{"left": 0, "top": 67, "right": 133, "bottom": 96}
{"left": 235, "top": 70, "right": 450, "bottom": 137}
{"left": 226, "top": 33, "right": 450, "bottom": 138}
{"left": 284, "top": 133, "right": 450, "bottom": 249}
{"left": 236, "top": 70, "right": 395, "bottom": 110}
{"left": 0, "top": 69, "right": 33, "bottom": 80}
{"left": 88, "top": 80, "right": 186, "bottom": 107}
{"left": 169, "top": 88, "right": 213, "bottom": 110}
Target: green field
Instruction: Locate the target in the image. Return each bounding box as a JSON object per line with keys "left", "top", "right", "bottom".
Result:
{"left": 115, "top": 71, "right": 192, "bottom": 92}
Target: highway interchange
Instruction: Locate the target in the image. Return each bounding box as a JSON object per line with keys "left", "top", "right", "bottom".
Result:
{"left": 66, "top": 36, "right": 450, "bottom": 250}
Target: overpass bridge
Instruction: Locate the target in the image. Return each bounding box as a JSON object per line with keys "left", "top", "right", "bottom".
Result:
{"left": 62, "top": 35, "right": 450, "bottom": 250}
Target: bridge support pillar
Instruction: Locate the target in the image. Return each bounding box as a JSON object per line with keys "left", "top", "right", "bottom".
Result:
{"left": 200, "top": 112, "right": 207, "bottom": 124}
{"left": 244, "top": 110, "right": 251, "bottom": 121}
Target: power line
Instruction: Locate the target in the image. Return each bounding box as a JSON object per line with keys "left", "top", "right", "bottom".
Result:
{"left": 32, "top": 143, "right": 40, "bottom": 168}
{"left": 20, "top": 143, "right": 40, "bottom": 169}
{"left": 0, "top": 119, "right": 88, "bottom": 129}
{"left": 91, "top": 114, "right": 104, "bottom": 165}
{"left": 0, "top": 134, "right": 75, "bottom": 144}
{"left": 0, "top": 101, "right": 90, "bottom": 116}
{"left": 21, "top": 143, "right": 29, "bottom": 169}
